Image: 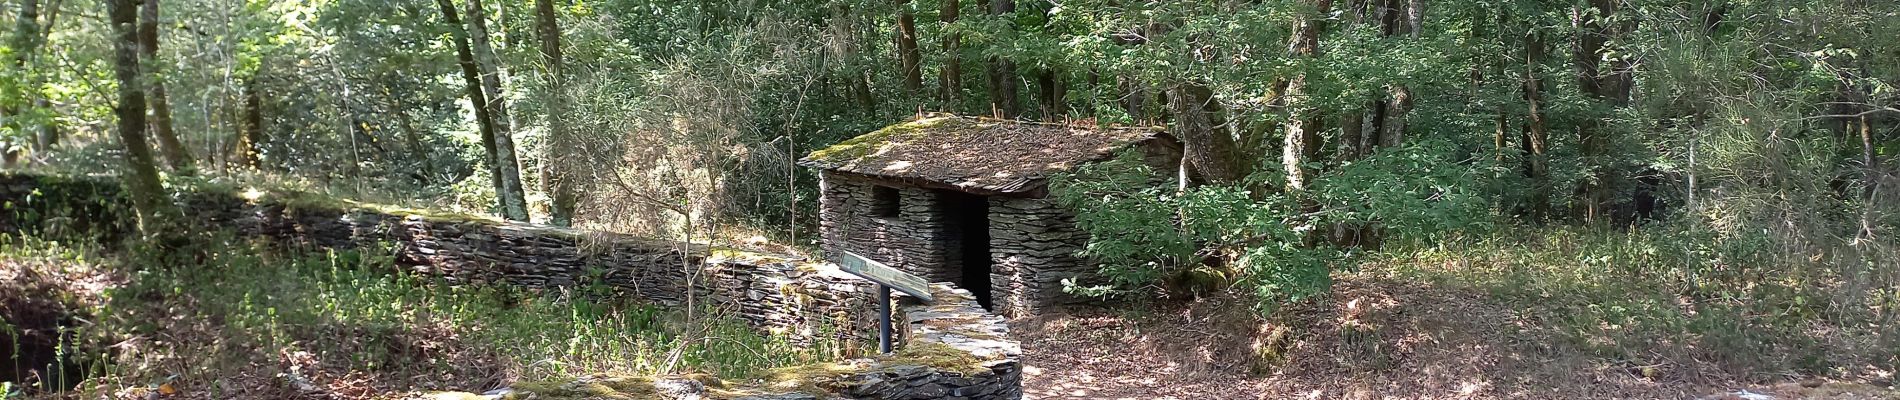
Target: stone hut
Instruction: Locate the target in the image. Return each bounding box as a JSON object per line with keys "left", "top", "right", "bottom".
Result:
{"left": 800, "top": 115, "right": 1181, "bottom": 316}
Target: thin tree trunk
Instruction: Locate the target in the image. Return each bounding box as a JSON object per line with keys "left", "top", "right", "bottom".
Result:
{"left": 896, "top": 0, "right": 923, "bottom": 93}
{"left": 830, "top": 3, "right": 877, "bottom": 114}
{"left": 31, "top": 0, "right": 69, "bottom": 152}
{"left": 536, "top": 0, "right": 578, "bottom": 226}
{"left": 1281, "top": 0, "right": 1333, "bottom": 191}
{"left": 140, "top": 0, "right": 192, "bottom": 173}
{"left": 238, "top": 75, "right": 264, "bottom": 169}
{"left": 1120, "top": 74, "right": 1148, "bottom": 121}
{"left": 1861, "top": 114, "right": 1882, "bottom": 238}
{"left": 464, "top": 0, "right": 530, "bottom": 221}
{"left": 1863, "top": 115, "right": 1879, "bottom": 180}
{"left": 1523, "top": 29, "right": 1551, "bottom": 220}
{"left": 437, "top": 0, "right": 528, "bottom": 221}
{"left": 1037, "top": 68, "right": 1062, "bottom": 120}
{"left": 1572, "top": 0, "right": 1630, "bottom": 222}
{"left": 986, "top": 0, "right": 1019, "bottom": 118}
{"left": 108, "top": 0, "right": 172, "bottom": 231}
{"left": 5, "top": 0, "right": 41, "bottom": 164}
{"left": 398, "top": 109, "right": 434, "bottom": 185}
{"left": 938, "top": 0, "right": 961, "bottom": 106}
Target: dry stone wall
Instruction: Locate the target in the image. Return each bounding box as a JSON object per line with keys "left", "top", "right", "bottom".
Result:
{"left": 0, "top": 174, "right": 876, "bottom": 341}
{"left": 0, "top": 174, "right": 1024, "bottom": 399}
{"left": 793, "top": 284, "right": 1020, "bottom": 400}
{"left": 818, "top": 171, "right": 1097, "bottom": 317}
{"left": 988, "top": 197, "right": 1091, "bottom": 316}
{"left": 818, "top": 173, "right": 963, "bottom": 284}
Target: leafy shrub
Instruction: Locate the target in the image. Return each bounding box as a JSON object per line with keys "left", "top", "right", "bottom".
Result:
{"left": 1050, "top": 151, "right": 1331, "bottom": 309}
{"left": 1052, "top": 140, "right": 1493, "bottom": 312}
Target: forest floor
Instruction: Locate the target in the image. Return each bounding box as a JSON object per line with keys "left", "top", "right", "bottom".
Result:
{"left": 1013, "top": 267, "right": 1900, "bottom": 400}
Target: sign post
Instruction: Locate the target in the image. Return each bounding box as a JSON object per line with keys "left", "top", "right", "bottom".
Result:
{"left": 837, "top": 251, "right": 933, "bottom": 354}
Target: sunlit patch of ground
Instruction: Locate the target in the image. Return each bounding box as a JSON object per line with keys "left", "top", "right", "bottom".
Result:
{"left": 1015, "top": 268, "right": 1900, "bottom": 400}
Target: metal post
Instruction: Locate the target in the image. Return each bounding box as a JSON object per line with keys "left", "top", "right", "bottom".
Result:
{"left": 878, "top": 284, "right": 893, "bottom": 354}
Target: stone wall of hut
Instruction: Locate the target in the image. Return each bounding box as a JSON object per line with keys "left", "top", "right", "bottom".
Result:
{"left": 817, "top": 173, "right": 966, "bottom": 285}
{"left": 986, "top": 197, "right": 1090, "bottom": 316}
{"left": 817, "top": 171, "right": 1094, "bottom": 316}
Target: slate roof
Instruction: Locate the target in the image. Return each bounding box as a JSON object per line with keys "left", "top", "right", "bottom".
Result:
{"left": 799, "top": 115, "right": 1168, "bottom": 194}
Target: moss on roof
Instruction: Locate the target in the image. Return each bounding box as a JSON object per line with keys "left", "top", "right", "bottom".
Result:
{"left": 800, "top": 115, "right": 1167, "bottom": 194}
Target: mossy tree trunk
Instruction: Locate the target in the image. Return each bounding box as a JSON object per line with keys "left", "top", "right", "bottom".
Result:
{"left": 237, "top": 75, "right": 265, "bottom": 170}
{"left": 1280, "top": 0, "right": 1332, "bottom": 192}
{"left": 438, "top": 0, "right": 529, "bottom": 222}
{"left": 536, "top": 0, "right": 579, "bottom": 226}
{"left": 6, "top": 0, "right": 42, "bottom": 164}
{"left": 139, "top": 0, "right": 193, "bottom": 174}
{"left": 109, "top": 0, "right": 175, "bottom": 232}
{"left": 468, "top": 0, "right": 530, "bottom": 222}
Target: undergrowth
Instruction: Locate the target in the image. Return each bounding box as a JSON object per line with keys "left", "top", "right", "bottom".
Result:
{"left": 0, "top": 232, "right": 826, "bottom": 399}
{"left": 1371, "top": 223, "right": 1900, "bottom": 381}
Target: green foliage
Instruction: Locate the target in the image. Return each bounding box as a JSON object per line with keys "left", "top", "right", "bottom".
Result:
{"left": 1054, "top": 142, "right": 1496, "bottom": 311}
{"left": 1051, "top": 151, "right": 1334, "bottom": 309}
{"left": 1312, "top": 139, "right": 1495, "bottom": 245}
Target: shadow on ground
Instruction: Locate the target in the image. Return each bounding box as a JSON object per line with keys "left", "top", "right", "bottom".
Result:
{"left": 1012, "top": 271, "right": 1900, "bottom": 400}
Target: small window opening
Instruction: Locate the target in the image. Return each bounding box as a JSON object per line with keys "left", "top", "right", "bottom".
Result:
{"left": 871, "top": 186, "right": 901, "bottom": 217}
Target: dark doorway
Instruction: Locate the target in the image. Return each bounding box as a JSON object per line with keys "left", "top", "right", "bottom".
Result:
{"left": 939, "top": 190, "right": 993, "bottom": 310}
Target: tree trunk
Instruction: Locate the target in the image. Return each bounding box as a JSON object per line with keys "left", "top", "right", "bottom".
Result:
{"left": 238, "top": 75, "right": 264, "bottom": 169}
{"left": 5, "top": 0, "right": 41, "bottom": 164}
{"left": 34, "top": 98, "right": 57, "bottom": 150}
{"left": 830, "top": 3, "right": 877, "bottom": 114}
{"left": 108, "top": 0, "right": 173, "bottom": 231}
{"left": 895, "top": 0, "right": 923, "bottom": 93}
{"left": 437, "top": 0, "right": 528, "bottom": 221}
{"left": 1571, "top": 0, "right": 1630, "bottom": 222}
{"left": 1379, "top": 85, "right": 1411, "bottom": 148}
{"left": 1169, "top": 82, "right": 1245, "bottom": 184}
{"left": 1281, "top": 77, "right": 1323, "bottom": 191}
{"left": 1374, "top": 0, "right": 1416, "bottom": 149}
{"left": 1120, "top": 74, "right": 1149, "bottom": 121}
{"left": 1523, "top": 29, "right": 1551, "bottom": 220}
{"left": 1339, "top": 111, "right": 1366, "bottom": 161}
{"left": 536, "top": 0, "right": 578, "bottom": 227}
{"left": 398, "top": 109, "right": 434, "bottom": 185}
{"left": 140, "top": 0, "right": 192, "bottom": 173}
{"left": 466, "top": 0, "right": 530, "bottom": 221}
{"left": 1037, "top": 68, "right": 1062, "bottom": 120}
{"left": 985, "top": 0, "right": 1019, "bottom": 118}
{"left": 938, "top": 0, "right": 960, "bottom": 106}
{"left": 1281, "top": 0, "right": 1332, "bottom": 191}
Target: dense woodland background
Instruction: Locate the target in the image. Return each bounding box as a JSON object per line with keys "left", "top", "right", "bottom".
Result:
{"left": 1, "top": 0, "right": 1897, "bottom": 335}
